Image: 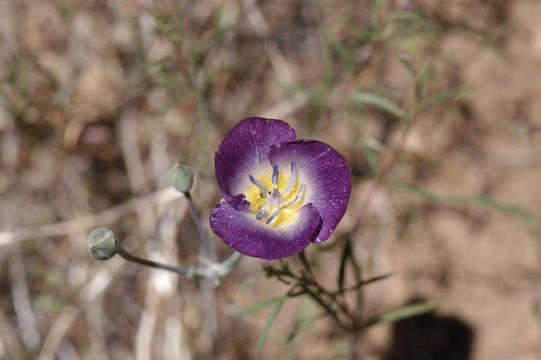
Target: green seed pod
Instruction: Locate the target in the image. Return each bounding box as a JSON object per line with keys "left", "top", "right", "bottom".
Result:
{"left": 87, "top": 227, "right": 120, "bottom": 260}
{"left": 167, "top": 163, "right": 194, "bottom": 193}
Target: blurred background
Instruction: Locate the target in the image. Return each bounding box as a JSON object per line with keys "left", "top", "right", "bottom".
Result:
{"left": 1, "top": 0, "right": 541, "bottom": 359}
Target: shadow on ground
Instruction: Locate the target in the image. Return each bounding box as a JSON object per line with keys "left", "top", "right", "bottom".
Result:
{"left": 384, "top": 299, "right": 474, "bottom": 360}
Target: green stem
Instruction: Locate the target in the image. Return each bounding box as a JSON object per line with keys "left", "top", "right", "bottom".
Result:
{"left": 118, "top": 246, "right": 190, "bottom": 275}
{"left": 298, "top": 251, "right": 312, "bottom": 275}
{"left": 301, "top": 283, "right": 352, "bottom": 332}
{"left": 117, "top": 246, "right": 241, "bottom": 280}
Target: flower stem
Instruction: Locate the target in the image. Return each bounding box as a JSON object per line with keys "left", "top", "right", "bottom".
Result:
{"left": 117, "top": 246, "right": 241, "bottom": 281}
{"left": 117, "top": 246, "right": 190, "bottom": 275}
{"left": 221, "top": 251, "right": 242, "bottom": 270}
{"left": 298, "top": 251, "right": 313, "bottom": 275}
{"left": 300, "top": 283, "right": 351, "bottom": 332}
{"left": 184, "top": 191, "right": 217, "bottom": 262}
{"left": 182, "top": 190, "right": 219, "bottom": 350}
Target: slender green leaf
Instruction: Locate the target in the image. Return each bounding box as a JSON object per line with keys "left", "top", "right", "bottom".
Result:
{"left": 286, "top": 285, "right": 306, "bottom": 298}
{"left": 348, "top": 240, "right": 363, "bottom": 287}
{"left": 322, "top": 27, "right": 354, "bottom": 74}
{"left": 393, "top": 180, "right": 537, "bottom": 229}
{"left": 336, "top": 272, "right": 393, "bottom": 294}
{"left": 423, "top": 87, "right": 470, "bottom": 108}
{"left": 415, "top": 61, "right": 432, "bottom": 101}
{"left": 274, "top": 301, "right": 316, "bottom": 360}
{"left": 337, "top": 239, "right": 352, "bottom": 293}
{"left": 239, "top": 296, "right": 287, "bottom": 316}
{"left": 286, "top": 300, "right": 314, "bottom": 343}
{"left": 388, "top": 10, "right": 425, "bottom": 24}
{"left": 352, "top": 92, "right": 405, "bottom": 119}
{"left": 238, "top": 276, "right": 257, "bottom": 293}
{"left": 298, "top": 251, "right": 312, "bottom": 275}
{"left": 288, "top": 316, "right": 314, "bottom": 343}
{"left": 399, "top": 58, "right": 416, "bottom": 76}
{"left": 364, "top": 301, "right": 438, "bottom": 327}
{"left": 362, "top": 142, "right": 379, "bottom": 175}
{"left": 394, "top": 181, "right": 454, "bottom": 204}
{"left": 474, "top": 196, "right": 537, "bottom": 228}
{"left": 257, "top": 297, "right": 286, "bottom": 352}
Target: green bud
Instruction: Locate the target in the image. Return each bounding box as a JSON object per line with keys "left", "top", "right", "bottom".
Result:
{"left": 167, "top": 163, "right": 194, "bottom": 193}
{"left": 87, "top": 227, "right": 120, "bottom": 260}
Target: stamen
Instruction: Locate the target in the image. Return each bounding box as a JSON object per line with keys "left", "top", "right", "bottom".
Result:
{"left": 249, "top": 175, "right": 269, "bottom": 195}
{"left": 284, "top": 162, "right": 297, "bottom": 194}
{"left": 249, "top": 162, "right": 306, "bottom": 226}
{"left": 272, "top": 164, "right": 279, "bottom": 187}
{"left": 265, "top": 208, "right": 281, "bottom": 224}
{"left": 256, "top": 208, "right": 268, "bottom": 220}
{"left": 288, "top": 184, "right": 306, "bottom": 206}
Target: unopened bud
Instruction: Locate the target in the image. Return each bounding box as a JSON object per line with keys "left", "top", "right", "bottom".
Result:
{"left": 87, "top": 227, "right": 120, "bottom": 260}
{"left": 167, "top": 163, "right": 194, "bottom": 193}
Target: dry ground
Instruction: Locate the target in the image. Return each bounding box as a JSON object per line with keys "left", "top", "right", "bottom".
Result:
{"left": 1, "top": 0, "right": 541, "bottom": 359}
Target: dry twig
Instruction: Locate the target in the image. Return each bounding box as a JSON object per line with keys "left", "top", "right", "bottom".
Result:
{"left": 0, "top": 188, "right": 182, "bottom": 247}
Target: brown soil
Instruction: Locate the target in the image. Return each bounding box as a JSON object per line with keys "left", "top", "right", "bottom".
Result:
{"left": 1, "top": 0, "right": 541, "bottom": 359}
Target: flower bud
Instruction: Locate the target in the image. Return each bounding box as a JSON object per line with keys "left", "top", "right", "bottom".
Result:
{"left": 167, "top": 163, "right": 194, "bottom": 193}
{"left": 87, "top": 227, "right": 120, "bottom": 260}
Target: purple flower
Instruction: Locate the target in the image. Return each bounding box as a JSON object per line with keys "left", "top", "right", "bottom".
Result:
{"left": 210, "top": 117, "right": 351, "bottom": 260}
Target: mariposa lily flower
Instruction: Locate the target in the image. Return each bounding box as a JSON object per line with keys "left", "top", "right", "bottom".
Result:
{"left": 210, "top": 117, "right": 351, "bottom": 260}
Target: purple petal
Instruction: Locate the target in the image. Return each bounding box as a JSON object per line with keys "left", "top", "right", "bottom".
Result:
{"left": 210, "top": 202, "right": 322, "bottom": 260}
{"left": 268, "top": 140, "right": 351, "bottom": 242}
{"left": 215, "top": 117, "right": 296, "bottom": 209}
